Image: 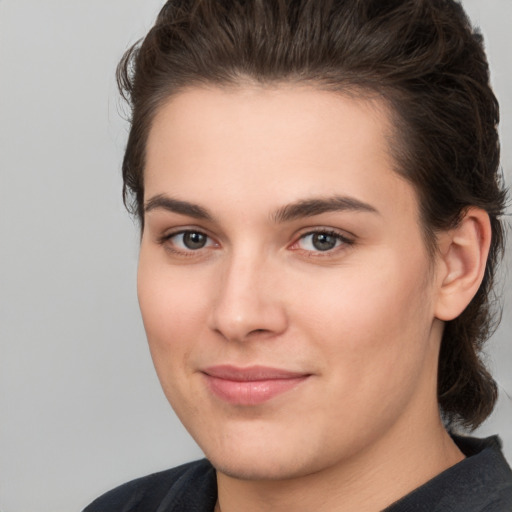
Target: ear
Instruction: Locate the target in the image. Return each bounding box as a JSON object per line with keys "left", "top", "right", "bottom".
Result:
{"left": 434, "top": 208, "right": 492, "bottom": 322}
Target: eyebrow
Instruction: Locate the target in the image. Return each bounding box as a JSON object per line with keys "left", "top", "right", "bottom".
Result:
{"left": 144, "top": 194, "right": 379, "bottom": 223}
{"left": 144, "top": 194, "right": 213, "bottom": 221}
{"left": 271, "top": 196, "right": 379, "bottom": 223}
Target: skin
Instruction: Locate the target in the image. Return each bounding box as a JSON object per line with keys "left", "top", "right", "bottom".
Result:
{"left": 138, "top": 85, "right": 489, "bottom": 512}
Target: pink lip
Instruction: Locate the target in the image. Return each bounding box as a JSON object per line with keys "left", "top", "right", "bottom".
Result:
{"left": 202, "top": 365, "right": 310, "bottom": 405}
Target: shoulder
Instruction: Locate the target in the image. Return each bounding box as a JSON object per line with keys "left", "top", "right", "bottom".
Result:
{"left": 385, "top": 435, "right": 512, "bottom": 512}
{"left": 82, "top": 459, "right": 217, "bottom": 512}
{"left": 451, "top": 435, "right": 512, "bottom": 511}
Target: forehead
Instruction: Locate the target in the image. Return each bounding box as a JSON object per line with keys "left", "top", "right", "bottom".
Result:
{"left": 147, "top": 84, "right": 392, "bottom": 166}
{"left": 144, "top": 85, "right": 418, "bottom": 223}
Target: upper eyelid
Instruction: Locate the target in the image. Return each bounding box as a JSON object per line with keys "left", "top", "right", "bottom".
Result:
{"left": 299, "top": 231, "right": 350, "bottom": 240}
{"left": 294, "top": 226, "right": 355, "bottom": 241}
{"left": 160, "top": 226, "right": 213, "bottom": 240}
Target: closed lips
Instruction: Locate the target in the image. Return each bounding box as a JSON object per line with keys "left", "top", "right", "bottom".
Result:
{"left": 202, "top": 365, "right": 311, "bottom": 405}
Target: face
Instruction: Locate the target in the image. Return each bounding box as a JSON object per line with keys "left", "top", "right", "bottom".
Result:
{"left": 138, "top": 85, "right": 444, "bottom": 480}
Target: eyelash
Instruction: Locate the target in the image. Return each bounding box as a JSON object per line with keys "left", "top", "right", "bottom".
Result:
{"left": 158, "top": 228, "right": 354, "bottom": 257}
{"left": 158, "top": 230, "right": 218, "bottom": 256}
{"left": 291, "top": 229, "right": 354, "bottom": 255}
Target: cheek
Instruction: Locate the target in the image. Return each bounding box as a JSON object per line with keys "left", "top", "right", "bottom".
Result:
{"left": 288, "top": 258, "right": 436, "bottom": 442}
{"left": 137, "top": 257, "right": 215, "bottom": 424}
{"left": 290, "top": 251, "right": 435, "bottom": 378}
{"left": 137, "top": 254, "right": 210, "bottom": 368}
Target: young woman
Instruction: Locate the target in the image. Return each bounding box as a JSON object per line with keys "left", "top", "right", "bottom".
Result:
{"left": 84, "top": 1, "right": 512, "bottom": 510}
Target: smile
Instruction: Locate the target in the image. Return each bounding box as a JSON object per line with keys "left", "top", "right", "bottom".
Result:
{"left": 201, "top": 365, "right": 311, "bottom": 406}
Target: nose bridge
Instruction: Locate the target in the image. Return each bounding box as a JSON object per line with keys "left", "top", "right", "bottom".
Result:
{"left": 209, "top": 246, "right": 287, "bottom": 342}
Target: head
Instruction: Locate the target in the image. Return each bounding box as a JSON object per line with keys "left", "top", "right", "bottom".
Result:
{"left": 118, "top": 0, "right": 506, "bottom": 445}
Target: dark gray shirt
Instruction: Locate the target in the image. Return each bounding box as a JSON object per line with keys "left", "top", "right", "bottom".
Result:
{"left": 83, "top": 436, "right": 512, "bottom": 511}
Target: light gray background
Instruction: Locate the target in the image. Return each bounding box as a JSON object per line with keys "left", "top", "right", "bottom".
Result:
{"left": 0, "top": 1, "right": 510, "bottom": 511}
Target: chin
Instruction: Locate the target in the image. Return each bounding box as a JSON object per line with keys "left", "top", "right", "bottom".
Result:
{"left": 207, "top": 451, "right": 312, "bottom": 481}
{"left": 198, "top": 428, "right": 335, "bottom": 482}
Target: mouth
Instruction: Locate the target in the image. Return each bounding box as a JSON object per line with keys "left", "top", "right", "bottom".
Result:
{"left": 201, "top": 365, "right": 311, "bottom": 406}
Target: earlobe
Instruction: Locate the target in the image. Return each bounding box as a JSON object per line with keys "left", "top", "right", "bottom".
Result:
{"left": 434, "top": 208, "right": 491, "bottom": 322}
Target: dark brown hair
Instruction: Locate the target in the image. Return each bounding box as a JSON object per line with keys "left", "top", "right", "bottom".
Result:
{"left": 117, "top": 0, "right": 507, "bottom": 430}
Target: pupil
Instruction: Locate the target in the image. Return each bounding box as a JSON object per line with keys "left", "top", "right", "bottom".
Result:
{"left": 312, "top": 233, "right": 336, "bottom": 251}
{"left": 183, "top": 232, "right": 207, "bottom": 249}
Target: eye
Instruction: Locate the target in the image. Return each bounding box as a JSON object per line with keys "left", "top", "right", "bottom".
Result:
{"left": 162, "top": 230, "right": 217, "bottom": 252}
{"left": 294, "top": 230, "right": 353, "bottom": 253}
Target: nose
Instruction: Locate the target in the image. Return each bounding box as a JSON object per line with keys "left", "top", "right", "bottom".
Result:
{"left": 208, "top": 251, "right": 288, "bottom": 343}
